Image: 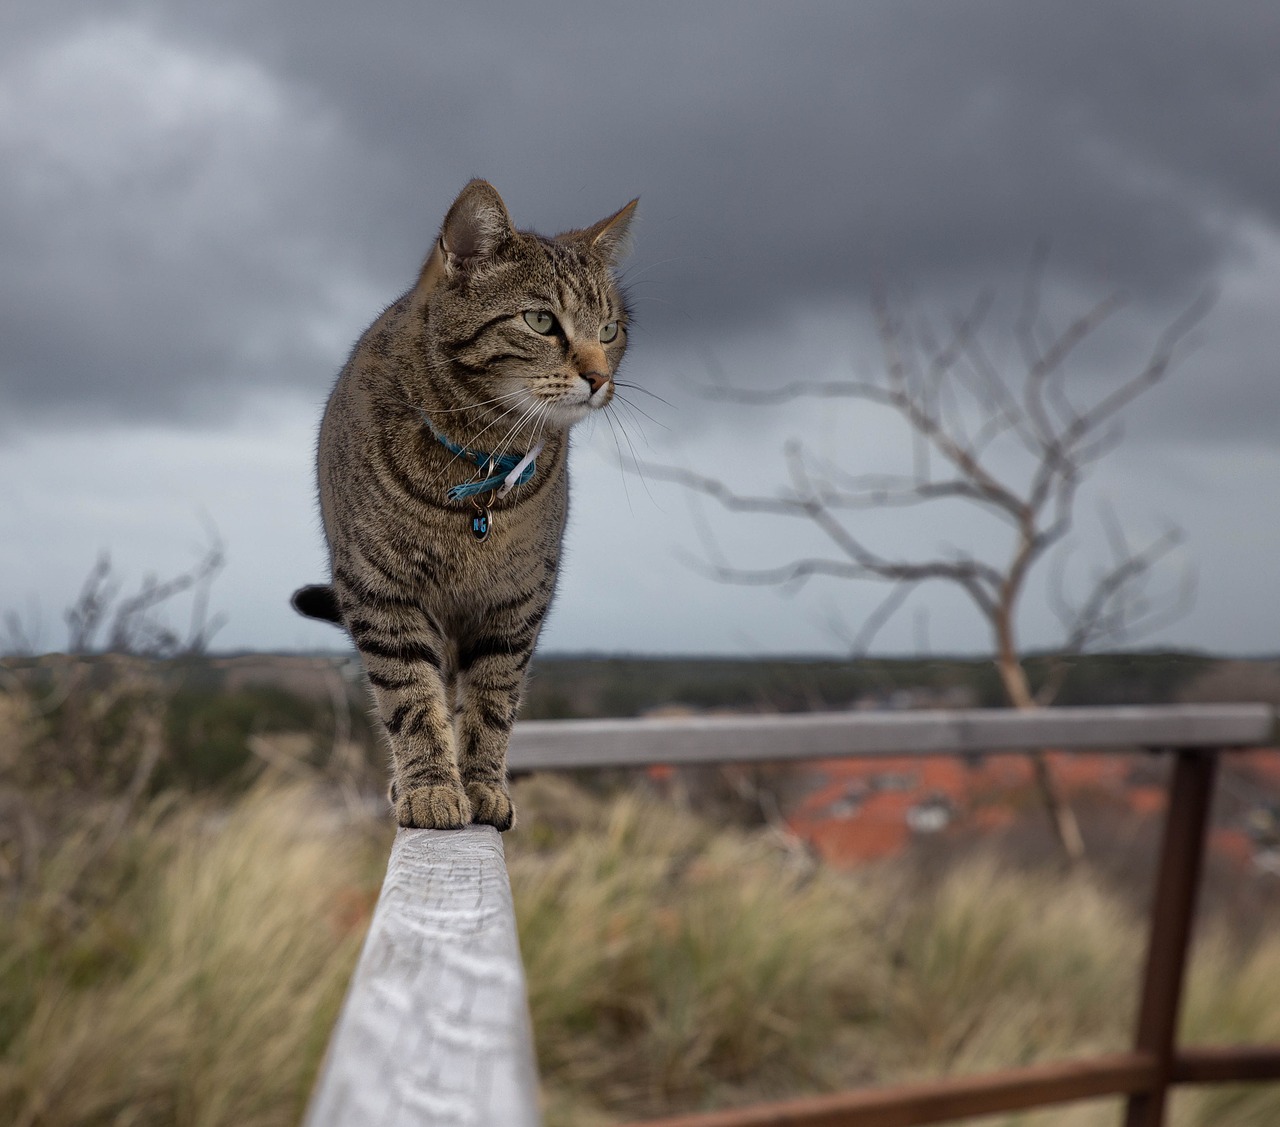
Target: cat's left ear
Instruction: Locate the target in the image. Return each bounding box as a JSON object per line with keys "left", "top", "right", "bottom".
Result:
{"left": 415, "top": 180, "right": 516, "bottom": 298}
{"left": 439, "top": 180, "right": 517, "bottom": 275}
{"left": 568, "top": 199, "right": 638, "bottom": 265}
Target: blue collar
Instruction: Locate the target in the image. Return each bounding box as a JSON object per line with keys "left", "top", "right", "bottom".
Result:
{"left": 419, "top": 411, "right": 539, "bottom": 501}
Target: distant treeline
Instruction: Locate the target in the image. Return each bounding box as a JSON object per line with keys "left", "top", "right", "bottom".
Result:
{"left": 520, "top": 651, "right": 1240, "bottom": 719}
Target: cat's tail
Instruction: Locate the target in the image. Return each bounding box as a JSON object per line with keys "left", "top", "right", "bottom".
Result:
{"left": 291, "top": 584, "right": 343, "bottom": 625}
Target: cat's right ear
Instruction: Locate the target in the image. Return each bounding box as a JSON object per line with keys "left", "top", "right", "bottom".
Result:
{"left": 415, "top": 180, "right": 515, "bottom": 299}
{"left": 576, "top": 198, "right": 639, "bottom": 265}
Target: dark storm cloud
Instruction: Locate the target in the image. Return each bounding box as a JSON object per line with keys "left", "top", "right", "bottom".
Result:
{"left": 2, "top": 0, "right": 1278, "bottom": 430}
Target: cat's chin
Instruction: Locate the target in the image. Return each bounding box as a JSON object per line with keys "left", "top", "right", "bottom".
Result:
{"left": 544, "top": 400, "right": 594, "bottom": 428}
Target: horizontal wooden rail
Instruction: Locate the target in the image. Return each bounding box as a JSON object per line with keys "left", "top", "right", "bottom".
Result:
{"left": 304, "top": 826, "right": 540, "bottom": 1127}
{"left": 623, "top": 1052, "right": 1160, "bottom": 1127}
{"left": 508, "top": 704, "right": 1273, "bottom": 770}
{"left": 1173, "top": 1046, "right": 1280, "bottom": 1084}
{"left": 620, "top": 1047, "right": 1280, "bottom": 1127}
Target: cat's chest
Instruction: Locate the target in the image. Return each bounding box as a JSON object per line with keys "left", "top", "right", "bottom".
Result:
{"left": 425, "top": 495, "right": 563, "bottom": 588}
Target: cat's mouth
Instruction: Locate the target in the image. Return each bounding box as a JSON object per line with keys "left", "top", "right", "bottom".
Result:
{"left": 584, "top": 380, "right": 614, "bottom": 409}
{"left": 572, "top": 381, "right": 615, "bottom": 422}
{"left": 521, "top": 379, "right": 613, "bottom": 428}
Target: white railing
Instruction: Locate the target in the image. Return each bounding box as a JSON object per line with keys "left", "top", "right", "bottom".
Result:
{"left": 304, "top": 826, "right": 539, "bottom": 1127}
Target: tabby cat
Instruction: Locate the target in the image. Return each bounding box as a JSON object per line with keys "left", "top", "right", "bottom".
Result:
{"left": 293, "top": 180, "right": 636, "bottom": 831}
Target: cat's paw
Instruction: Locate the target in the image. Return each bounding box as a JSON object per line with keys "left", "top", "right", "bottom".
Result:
{"left": 395, "top": 783, "right": 472, "bottom": 829}
{"left": 466, "top": 781, "right": 516, "bottom": 832}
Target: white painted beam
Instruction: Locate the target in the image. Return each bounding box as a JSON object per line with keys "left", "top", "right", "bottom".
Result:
{"left": 305, "top": 826, "right": 540, "bottom": 1127}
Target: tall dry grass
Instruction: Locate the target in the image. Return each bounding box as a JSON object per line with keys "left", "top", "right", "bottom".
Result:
{"left": 505, "top": 775, "right": 1280, "bottom": 1127}
{"left": 0, "top": 784, "right": 389, "bottom": 1127}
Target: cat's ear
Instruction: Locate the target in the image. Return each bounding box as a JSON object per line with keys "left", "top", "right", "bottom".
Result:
{"left": 565, "top": 198, "right": 638, "bottom": 265}
{"left": 414, "top": 180, "right": 515, "bottom": 299}
{"left": 438, "top": 180, "right": 516, "bottom": 275}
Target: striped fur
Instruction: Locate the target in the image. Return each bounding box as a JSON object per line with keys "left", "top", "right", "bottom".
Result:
{"left": 309, "top": 180, "right": 636, "bottom": 830}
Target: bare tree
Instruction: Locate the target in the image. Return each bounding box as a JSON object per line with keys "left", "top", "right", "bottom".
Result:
{"left": 62, "top": 536, "right": 227, "bottom": 658}
{"left": 1, "top": 537, "right": 228, "bottom": 832}
{"left": 644, "top": 268, "right": 1210, "bottom": 862}
{"left": 0, "top": 537, "right": 231, "bottom": 899}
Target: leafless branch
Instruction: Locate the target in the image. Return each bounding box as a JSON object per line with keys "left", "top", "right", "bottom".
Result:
{"left": 640, "top": 459, "right": 1003, "bottom": 618}
{"left": 1066, "top": 289, "right": 1215, "bottom": 443}
{"left": 3, "top": 605, "right": 39, "bottom": 656}
{"left": 1059, "top": 525, "right": 1189, "bottom": 655}
{"left": 697, "top": 378, "right": 896, "bottom": 408}
{"left": 65, "top": 554, "right": 119, "bottom": 652}
{"left": 848, "top": 582, "right": 920, "bottom": 656}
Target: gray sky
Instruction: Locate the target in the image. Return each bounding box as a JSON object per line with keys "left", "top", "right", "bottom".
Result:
{"left": 3, "top": 1, "right": 1278, "bottom": 656}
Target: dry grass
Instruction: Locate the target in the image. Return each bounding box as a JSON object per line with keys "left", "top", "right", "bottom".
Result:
{"left": 0, "top": 784, "right": 390, "bottom": 1127}
{"left": 1, "top": 771, "right": 1277, "bottom": 1127}
{"left": 506, "top": 775, "right": 1280, "bottom": 1127}
{"left": 509, "top": 777, "right": 883, "bottom": 1117}
{"left": 1174, "top": 930, "right": 1280, "bottom": 1127}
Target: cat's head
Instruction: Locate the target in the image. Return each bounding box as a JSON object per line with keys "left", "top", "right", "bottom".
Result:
{"left": 414, "top": 180, "right": 636, "bottom": 434}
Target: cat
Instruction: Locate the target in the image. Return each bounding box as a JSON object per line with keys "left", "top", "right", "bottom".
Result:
{"left": 292, "top": 179, "right": 636, "bottom": 831}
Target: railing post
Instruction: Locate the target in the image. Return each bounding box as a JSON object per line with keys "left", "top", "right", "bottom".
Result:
{"left": 1123, "top": 749, "right": 1219, "bottom": 1127}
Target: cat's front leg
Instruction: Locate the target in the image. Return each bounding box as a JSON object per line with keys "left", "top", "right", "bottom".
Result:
{"left": 355, "top": 629, "right": 471, "bottom": 829}
{"left": 455, "top": 639, "right": 532, "bottom": 831}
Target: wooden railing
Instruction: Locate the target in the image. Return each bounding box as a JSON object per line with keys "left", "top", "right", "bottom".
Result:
{"left": 304, "top": 704, "right": 1278, "bottom": 1127}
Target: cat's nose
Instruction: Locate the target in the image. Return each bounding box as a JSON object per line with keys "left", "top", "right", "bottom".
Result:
{"left": 580, "top": 370, "right": 610, "bottom": 394}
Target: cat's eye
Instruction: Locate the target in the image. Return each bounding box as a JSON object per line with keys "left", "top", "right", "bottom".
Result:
{"left": 599, "top": 321, "right": 620, "bottom": 344}
{"left": 523, "top": 310, "right": 557, "bottom": 335}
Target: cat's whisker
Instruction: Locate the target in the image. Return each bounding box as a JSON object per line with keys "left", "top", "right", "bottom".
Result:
{"left": 478, "top": 398, "right": 547, "bottom": 470}
{"left": 500, "top": 402, "right": 554, "bottom": 497}
{"left": 600, "top": 410, "right": 637, "bottom": 515}
{"left": 607, "top": 407, "right": 659, "bottom": 501}
{"left": 445, "top": 394, "right": 534, "bottom": 454}
{"left": 613, "top": 381, "right": 675, "bottom": 409}
{"left": 509, "top": 400, "right": 553, "bottom": 462}
{"left": 521, "top": 405, "right": 554, "bottom": 478}
{"left": 429, "top": 390, "right": 528, "bottom": 414}
{"left": 416, "top": 402, "right": 538, "bottom": 496}
{"left": 611, "top": 410, "right": 656, "bottom": 471}
{"left": 382, "top": 388, "right": 529, "bottom": 420}
{"left": 613, "top": 393, "right": 667, "bottom": 431}
{"left": 618, "top": 254, "right": 704, "bottom": 285}
{"left": 406, "top": 393, "right": 531, "bottom": 495}
{"left": 625, "top": 295, "right": 683, "bottom": 316}
{"left": 527, "top": 401, "right": 552, "bottom": 450}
